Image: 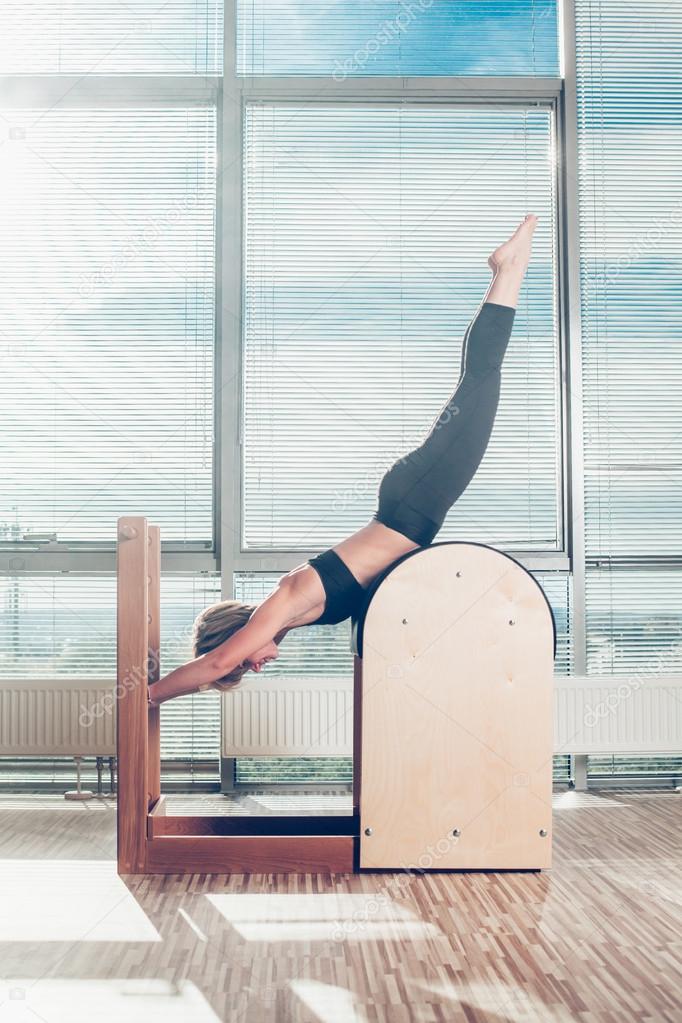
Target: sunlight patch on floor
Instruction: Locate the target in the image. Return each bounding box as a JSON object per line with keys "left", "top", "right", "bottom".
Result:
{"left": 552, "top": 791, "right": 626, "bottom": 809}
{"left": 0, "top": 860, "right": 160, "bottom": 942}
{"left": 0, "top": 979, "right": 219, "bottom": 1023}
{"left": 418, "top": 979, "right": 582, "bottom": 1023}
{"left": 290, "top": 979, "right": 368, "bottom": 1023}
{"left": 207, "top": 893, "right": 441, "bottom": 943}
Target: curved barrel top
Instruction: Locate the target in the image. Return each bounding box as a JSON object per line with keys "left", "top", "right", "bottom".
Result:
{"left": 351, "top": 540, "right": 557, "bottom": 660}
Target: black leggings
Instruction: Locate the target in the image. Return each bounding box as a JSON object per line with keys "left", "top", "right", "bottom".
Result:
{"left": 373, "top": 300, "right": 516, "bottom": 546}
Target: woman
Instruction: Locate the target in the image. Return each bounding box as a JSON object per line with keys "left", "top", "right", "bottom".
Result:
{"left": 149, "top": 215, "right": 537, "bottom": 705}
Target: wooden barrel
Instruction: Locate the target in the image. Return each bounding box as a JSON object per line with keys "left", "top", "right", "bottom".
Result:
{"left": 353, "top": 541, "right": 555, "bottom": 871}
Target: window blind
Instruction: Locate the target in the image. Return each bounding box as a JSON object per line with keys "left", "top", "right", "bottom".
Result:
{"left": 576, "top": 1, "right": 682, "bottom": 561}
{"left": 587, "top": 756, "right": 682, "bottom": 778}
{"left": 0, "top": 573, "right": 222, "bottom": 760}
{"left": 237, "top": 0, "right": 559, "bottom": 77}
{"left": 0, "top": 106, "right": 216, "bottom": 545}
{"left": 236, "top": 757, "right": 573, "bottom": 784}
{"left": 0, "top": 2, "right": 223, "bottom": 75}
{"left": 158, "top": 575, "right": 222, "bottom": 760}
{"left": 541, "top": 571, "right": 573, "bottom": 676}
{"left": 243, "top": 102, "right": 560, "bottom": 551}
{"left": 232, "top": 571, "right": 355, "bottom": 786}
{"left": 585, "top": 566, "right": 682, "bottom": 676}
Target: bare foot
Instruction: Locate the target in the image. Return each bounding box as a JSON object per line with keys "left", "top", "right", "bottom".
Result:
{"left": 488, "top": 214, "right": 538, "bottom": 276}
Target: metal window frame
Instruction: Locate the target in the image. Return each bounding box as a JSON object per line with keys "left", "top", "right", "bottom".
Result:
{"left": 224, "top": 85, "right": 570, "bottom": 585}
{"left": 1, "top": 5, "right": 576, "bottom": 627}
{"left": 221, "top": 8, "right": 578, "bottom": 670}
{"left": 0, "top": 70, "right": 223, "bottom": 576}
{"left": 559, "top": 0, "right": 586, "bottom": 676}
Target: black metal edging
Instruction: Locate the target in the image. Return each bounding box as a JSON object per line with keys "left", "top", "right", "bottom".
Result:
{"left": 351, "top": 540, "right": 557, "bottom": 660}
{"left": 228, "top": 813, "right": 358, "bottom": 836}
{"left": 154, "top": 814, "right": 359, "bottom": 837}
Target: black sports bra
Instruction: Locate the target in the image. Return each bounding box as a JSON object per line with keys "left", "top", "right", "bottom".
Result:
{"left": 307, "top": 549, "right": 368, "bottom": 626}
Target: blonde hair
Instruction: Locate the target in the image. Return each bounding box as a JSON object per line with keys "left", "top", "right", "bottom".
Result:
{"left": 192, "top": 599, "right": 257, "bottom": 690}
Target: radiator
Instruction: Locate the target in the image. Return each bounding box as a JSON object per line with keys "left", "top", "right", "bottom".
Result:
{"left": 221, "top": 674, "right": 682, "bottom": 759}
{"left": 221, "top": 676, "right": 354, "bottom": 757}
{"left": 0, "top": 679, "right": 116, "bottom": 757}
{"left": 2, "top": 674, "right": 680, "bottom": 761}
{"left": 554, "top": 674, "right": 682, "bottom": 756}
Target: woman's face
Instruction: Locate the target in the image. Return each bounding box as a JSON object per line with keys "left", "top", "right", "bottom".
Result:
{"left": 245, "top": 639, "right": 280, "bottom": 673}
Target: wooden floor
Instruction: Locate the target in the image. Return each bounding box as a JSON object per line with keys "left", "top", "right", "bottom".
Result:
{"left": 0, "top": 788, "right": 680, "bottom": 1022}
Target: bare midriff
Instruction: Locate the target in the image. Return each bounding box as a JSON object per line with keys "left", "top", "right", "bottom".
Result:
{"left": 282, "top": 519, "right": 419, "bottom": 629}
{"left": 330, "top": 519, "right": 420, "bottom": 587}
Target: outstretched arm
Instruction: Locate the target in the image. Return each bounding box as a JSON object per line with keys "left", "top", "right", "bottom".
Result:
{"left": 149, "top": 582, "right": 293, "bottom": 704}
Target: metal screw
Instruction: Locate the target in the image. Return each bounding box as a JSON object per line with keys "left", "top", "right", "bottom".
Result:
{"left": 452, "top": 828, "right": 461, "bottom": 837}
{"left": 509, "top": 619, "right": 515, "bottom": 625}
{"left": 402, "top": 618, "right": 408, "bottom": 625}
{"left": 364, "top": 827, "right": 373, "bottom": 837}
{"left": 456, "top": 571, "right": 462, "bottom": 577}
{"left": 539, "top": 828, "right": 548, "bottom": 838}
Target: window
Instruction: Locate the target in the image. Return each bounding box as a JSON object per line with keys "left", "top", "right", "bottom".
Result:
{"left": 10, "top": 2, "right": 679, "bottom": 787}
{"left": 243, "top": 103, "right": 560, "bottom": 551}
{"left": 577, "top": 0, "right": 682, "bottom": 562}
{"left": 236, "top": 7, "right": 566, "bottom": 786}
{"left": 0, "top": 7, "right": 220, "bottom": 765}
{"left": 585, "top": 567, "right": 682, "bottom": 676}
{"left": 570, "top": 0, "right": 682, "bottom": 781}
{"left": 2, "top": 2, "right": 569, "bottom": 785}
{"left": 541, "top": 571, "right": 573, "bottom": 676}
{"left": 0, "top": 2, "right": 223, "bottom": 75}
{"left": 0, "top": 573, "right": 222, "bottom": 759}
{"left": 157, "top": 576, "right": 223, "bottom": 760}
{"left": 237, "top": 0, "right": 559, "bottom": 77}
{"left": 0, "top": 106, "right": 216, "bottom": 545}
{"left": 576, "top": 0, "right": 682, "bottom": 671}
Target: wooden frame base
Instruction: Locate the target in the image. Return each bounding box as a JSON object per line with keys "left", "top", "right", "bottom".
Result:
{"left": 139, "top": 796, "right": 357, "bottom": 874}
{"left": 145, "top": 804, "right": 356, "bottom": 873}
{"left": 143, "top": 838, "right": 354, "bottom": 874}
{"left": 117, "top": 517, "right": 358, "bottom": 875}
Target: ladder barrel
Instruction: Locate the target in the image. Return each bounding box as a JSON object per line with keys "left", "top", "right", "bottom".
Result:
{"left": 147, "top": 524, "right": 161, "bottom": 810}
{"left": 116, "top": 515, "right": 150, "bottom": 873}
{"left": 352, "top": 542, "right": 556, "bottom": 871}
